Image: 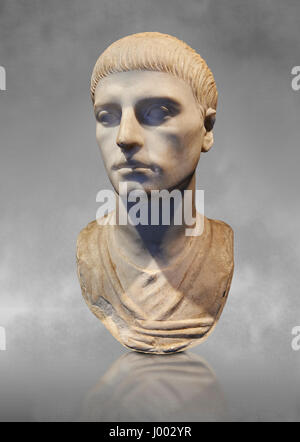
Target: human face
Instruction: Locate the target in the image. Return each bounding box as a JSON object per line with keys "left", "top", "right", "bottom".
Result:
{"left": 94, "top": 70, "right": 206, "bottom": 194}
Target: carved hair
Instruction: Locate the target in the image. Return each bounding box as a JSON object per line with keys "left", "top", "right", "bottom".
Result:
{"left": 90, "top": 32, "right": 218, "bottom": 111}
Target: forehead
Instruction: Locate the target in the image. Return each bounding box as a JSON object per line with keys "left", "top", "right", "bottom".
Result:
{"left": 94, "top": 70, "right": 197, "bottom": 106}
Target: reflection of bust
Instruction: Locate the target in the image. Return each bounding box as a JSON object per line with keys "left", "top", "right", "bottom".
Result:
{"left": 77, "top": 32, "right": 234, "bottom": 354}
{"left": 81, "top": 352, "right": 226, "bottom": 421}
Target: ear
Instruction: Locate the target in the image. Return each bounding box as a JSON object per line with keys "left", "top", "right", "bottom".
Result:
{"left": 202, "top": 108, "right": 216, "bottom": 153}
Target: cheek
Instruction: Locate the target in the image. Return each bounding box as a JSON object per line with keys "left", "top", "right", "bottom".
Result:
{"left": 182, "top": 125, "right": 204, "bottom": 162}
{"left": 178, "top": 116, "right": 204, "bottom": 166}
{"left": 149, "top": 122, "right": 203, "bottom": 167}
{"left": 96, "top": 126, "right": 117, "bottom": 162}
{"left": 96, "top": 125, "right": 110, "bottom": 148}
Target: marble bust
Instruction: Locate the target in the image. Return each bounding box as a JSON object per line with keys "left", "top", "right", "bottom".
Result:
{"left": 77, "top": 32, "right": 234, "bottom": 354}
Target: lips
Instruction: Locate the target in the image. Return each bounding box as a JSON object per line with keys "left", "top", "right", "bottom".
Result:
{"left": 112, "top": 160, "right": 154, "bottom": 171}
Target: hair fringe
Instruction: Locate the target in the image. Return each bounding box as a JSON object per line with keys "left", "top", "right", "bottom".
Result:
{"left": 90, "top": 32, "right": 218, "bottom": 112}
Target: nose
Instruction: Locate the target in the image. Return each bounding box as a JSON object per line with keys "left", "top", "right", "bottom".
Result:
{"left": 116, "top": 108, "right": 144, "bottom": 150}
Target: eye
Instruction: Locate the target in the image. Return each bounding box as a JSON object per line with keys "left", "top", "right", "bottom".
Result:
{"left": 96, "top": 110, "right": 120, "bottom": 127}
{"left": 143, "top": 104, "right": 172, "bottom": 125}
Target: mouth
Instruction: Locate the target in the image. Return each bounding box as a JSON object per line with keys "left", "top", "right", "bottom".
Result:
{"left": 112, "top": 160, "right": 156, "bottom": 172}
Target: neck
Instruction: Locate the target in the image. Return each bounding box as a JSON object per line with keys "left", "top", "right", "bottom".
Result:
{"left": 112, "top": 174, "right": 197, "bottom": 269}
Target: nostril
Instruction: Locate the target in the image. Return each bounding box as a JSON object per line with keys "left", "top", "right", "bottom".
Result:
{"left": 117, "top": 141, "right": 137, "bottom": 150}
{"left": 117, "top": 141, "right": 126, "bottom": 149}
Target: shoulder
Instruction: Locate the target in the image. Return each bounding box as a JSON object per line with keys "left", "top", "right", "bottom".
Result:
{"left": 207, "top": 217, "right": 233, "bottom": 241}
{"left": 77, "top": 212, "right": 113, "bottom": 247}
{"left": 205, "top": 217, "right": 234, "bottom": 267}
{"left": 76, "top": 219, "right": 106, "bottom": 269}
{"left": 76, "top": 213, "right": 113, "bottom": 264}
{"left": 76, "top": 220, "right": 105, "bottom": 304}
{"left": 77, "top": 220, "right": 99, "bottom": 254}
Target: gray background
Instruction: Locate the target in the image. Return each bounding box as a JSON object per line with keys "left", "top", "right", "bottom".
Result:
{"left": 0, "top": 0, "right": 300, "bottom": 421}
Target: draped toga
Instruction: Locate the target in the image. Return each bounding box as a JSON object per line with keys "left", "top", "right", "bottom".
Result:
{"left": 76, "top": 212, "right": 234, "bottom": 354}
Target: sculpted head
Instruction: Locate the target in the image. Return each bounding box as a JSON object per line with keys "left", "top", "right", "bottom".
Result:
{"left": 91, "top": 32, "right": 218, "bottom": 194}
